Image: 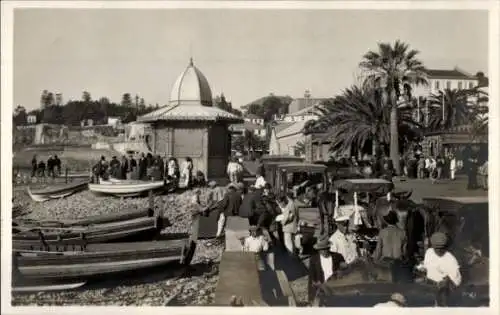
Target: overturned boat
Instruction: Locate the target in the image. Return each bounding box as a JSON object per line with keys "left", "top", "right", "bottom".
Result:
{"left": 27, "top": 181, "right": 89, "bottom": 202}
{"left": 89, "top": 180, "right": 165, "bottom": 197}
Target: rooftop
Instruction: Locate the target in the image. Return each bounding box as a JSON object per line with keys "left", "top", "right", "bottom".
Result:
{"left": 425, "top": 68, "right": 476, "bottom": 80}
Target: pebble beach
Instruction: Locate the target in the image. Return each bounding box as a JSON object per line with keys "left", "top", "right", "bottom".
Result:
{"left": 11, "top": 187, "right": 225, "bottom": 306}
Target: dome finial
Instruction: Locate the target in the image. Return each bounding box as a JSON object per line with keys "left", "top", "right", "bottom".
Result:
{"left": 189, "top": 57, "right": 194, "bottom": 66}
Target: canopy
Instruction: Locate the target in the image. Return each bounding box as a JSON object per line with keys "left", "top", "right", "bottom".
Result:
{"left": 277, "top": 163, "right": 327, "bottom": 173}
{"left": 334, "top": 178, "right": 394, "bottom": 194}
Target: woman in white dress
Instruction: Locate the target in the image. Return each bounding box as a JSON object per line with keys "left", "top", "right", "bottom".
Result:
{"left": 179, "top": 157, "right": 193, "bottom": 189}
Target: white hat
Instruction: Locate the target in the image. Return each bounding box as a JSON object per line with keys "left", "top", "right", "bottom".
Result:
{"left": 335, "top": 215, "right": 351, "bottom": 222}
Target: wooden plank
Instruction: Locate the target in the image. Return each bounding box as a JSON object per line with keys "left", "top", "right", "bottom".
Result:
{"left": 276, "top": 270, "right": 297, "bottom": 306}
{"left": 214, "top": 252, "right": 266, "bottom": 306}
{"left": 224, "top": 216, "right": 250, "bottom": 252}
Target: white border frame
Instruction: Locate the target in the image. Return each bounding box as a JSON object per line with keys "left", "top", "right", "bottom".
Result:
{"left": 1, "top": 1, "right": 499, "bottom": 315}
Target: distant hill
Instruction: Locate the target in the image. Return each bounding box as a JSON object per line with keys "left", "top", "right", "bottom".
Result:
{"left": 241, "top": 95, "right": 293, "bottom": 111}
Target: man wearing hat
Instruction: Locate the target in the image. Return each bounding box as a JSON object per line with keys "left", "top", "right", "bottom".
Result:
{"left": 308, "top": 238, "right": 336, "bottom": 305}
{"left": 254, "top": 170, "right": 267, "bottom": 189}
{"left": 373, "top": 293, "right": 407, "bottom": 307}
{"left": 415, "top": 232, "right": 462, "bottom": 306}
{"left": 328, "top": 215, "right": 359, "bottom": 266}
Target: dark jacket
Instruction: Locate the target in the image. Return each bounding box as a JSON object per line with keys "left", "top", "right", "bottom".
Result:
{"left": 239, "top": 191, "right": 258, "bottom": 218}
{"left": 209, "top": 190, "right": 242, "bottom": 217}
{"left": 372, "top": 225, "right": 407, "bottom": 261}
{"left": 308, "top": 252, "right": 338, "bottom": 302}
{"left": 47, "top": 158, "right": 54, "bottom": 170}
{"left": 138, "top": 158, "right": 147, "bottom": 179}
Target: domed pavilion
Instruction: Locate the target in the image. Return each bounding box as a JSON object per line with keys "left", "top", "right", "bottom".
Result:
{"left": 137, "top": 58, "right": 243, "bottom": 180}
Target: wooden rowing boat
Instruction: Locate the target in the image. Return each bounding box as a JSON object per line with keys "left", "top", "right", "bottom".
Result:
{"left": 27, "top": 181, "right": 89, "bottom": 202}
{"left": 12, "top": 215, "right": 164, "bottom": 248}
{"left": 89, "top": 180, "right": 165, "bottom": 197}
{"left": 12, "top": 238, "right": 195, "bottom": 281}
{"left": 13, "top": 208, "right": 158, "bottom": 228}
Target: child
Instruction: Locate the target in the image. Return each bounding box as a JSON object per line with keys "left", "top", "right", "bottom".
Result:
{"left": 242, "top": 226, "right": 269, "bottom": 253}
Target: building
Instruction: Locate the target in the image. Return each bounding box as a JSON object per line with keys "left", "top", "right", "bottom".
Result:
{"left": 269, "top": 120, "right": 312, "bottom": 156}
{"left": 243, "top": 114, "right": 264, "bottom": 126}
{"left": 282, "top": 105, "right": 319, "bottom": 122}
{"left": 229, "top": 122, "right": 267, "bottom": 138}
{"left": 107, "top": 116, "right": 123, "bottom": 128}
{"left": 27, "top": 115, "right": 37, "bottom": 124}
{"left": 136, "top": 58, "right": 243, "bottom": 180}
{"left": 412, "top": 67, "right": 479, "bottom": 97}
{"left": 287, "top": 90, "right": 327, "bottom": 114}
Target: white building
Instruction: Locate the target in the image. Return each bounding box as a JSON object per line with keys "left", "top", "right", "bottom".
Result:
{"left": 243, "top": 114, "right": 265, "bottom": 126}
{"left": 412, "top": 67, "right": 479, "bottom": 97}
{"left": 282, "top": 105, "right": 319, "bottom": 122}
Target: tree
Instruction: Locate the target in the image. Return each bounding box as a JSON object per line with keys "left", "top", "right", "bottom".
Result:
{"left": 121, "top": 93, "right": 133, "bottom": 107}
{"left": 214, "top": 93, "right": 242, "bottom": 117}
{"left": 475, "top": 71, "right": 489, "bottom": 87}
{"left": 13, "top": 105, "right": 27, "bottom": 126}
{"left": 139, "top": 98, "right": 146, "bottom": 111}
{"left": 426, "top": 89, "right": 476, "bottom": 130}
{"left": 360, "top": 40, "right": 428, "bottom": 173}
{"left": 82, "top": 91, "right": 92, "bottom": 103}
{"left": 311, "top": 85, "right": 420, "bottom": 157}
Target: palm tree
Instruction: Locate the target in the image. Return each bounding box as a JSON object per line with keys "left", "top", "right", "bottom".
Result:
{"left": 312, "top": 85, "right": 419, "bottom": 157}
{"left": 426, "top": 89, "right": 476, "bottom": 130}
{"left": 360, "top": 40, "right": 428, "bottom": 174}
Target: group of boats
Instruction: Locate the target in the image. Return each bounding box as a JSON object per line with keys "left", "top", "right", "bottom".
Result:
{"left": 14, "top": 176, "right": 197, "bottom": 293}
{"left": 27, "top": 175, "right": 171, "bottom": 202}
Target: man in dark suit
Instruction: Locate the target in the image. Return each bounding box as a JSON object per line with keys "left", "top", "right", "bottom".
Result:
{"left": 138, "top": 153, "right": 147, "bottom": 180}
{"left": 239, "top": 185, "right": 258, "bottom": 225}
{"left": 205, "top": 183, "right": 242, "bottom": 238}
{"left": 308, "top": 238, "right": 338, "bottom": 306}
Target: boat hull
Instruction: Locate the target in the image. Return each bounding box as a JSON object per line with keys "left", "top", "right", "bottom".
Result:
{"left": 27, "top": 181, "right": 89, "bottom": 202}
{"left": 13, "top": 216, "right": 163, "bottom": 248}
{"left": 89, "top": 181, "right": 165, "bottom": 197}
{"left": 13, "top": 239, "right": 193, "bottom": 281}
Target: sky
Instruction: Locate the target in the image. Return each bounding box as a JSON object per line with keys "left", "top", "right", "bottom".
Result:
{"left": 14, "top": 9, "right": 489, "bottom": 111}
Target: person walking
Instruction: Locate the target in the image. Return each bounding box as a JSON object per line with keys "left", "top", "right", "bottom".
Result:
{"left": 417, "top": 156, "right": 425, "bottom": 179}
{"left": 226, "top": 157, "right": 241, "bottom": 184}
{"left": 466, "top": 154, "right": 479, "bottom": 190}
{"left": 47, "top": 155, "right": 55, "bottom": 179}
{"left": 54, "top": 155, "right": 61, "bottom": 177}
{"left": 449, "top": 154, "right": 457, "bottom": 180}
{"left": 31, "top": 154, "right": 38, "bottom": 178}
{"left": 179, "top": 157, "right": 193, "bottom": 189}
{"left": 436, "top": 156, "right": 444, "bottom": 181}
{"left": 239, "top": 185, "right": 259, "bottom": 225}
{"left": 276, "top": 192, "right": 299, "bottom": 255}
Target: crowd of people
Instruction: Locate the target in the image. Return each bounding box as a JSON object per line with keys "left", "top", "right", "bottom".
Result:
{"left": 30, "top": 154, "right": 62, "bottom": 179}
{"left": 91, "top": 153, "right": 203, "bottom": 189}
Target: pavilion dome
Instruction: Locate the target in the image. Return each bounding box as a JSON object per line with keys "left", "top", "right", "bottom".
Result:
{"left": 169, "top": 58, "right": 213, "bottom": 107}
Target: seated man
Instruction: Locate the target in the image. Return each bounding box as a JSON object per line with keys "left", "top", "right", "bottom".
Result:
{"left": 328, "top": 215, "right": 360, "bottom": 267}
{"left": 415, "top": 232, "right": 462, "bottom": 306}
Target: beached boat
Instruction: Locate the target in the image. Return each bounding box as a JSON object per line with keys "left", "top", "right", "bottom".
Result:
{"left": 13, "top": 208, "right": 158, "bottom": 228}
{"left": 27, "top": 181, "right": 89, "bottom": 202}
{"left": 89, "top": 180, "right": 165, "bottom": 197}
{"left": 12, "top": 214, "right": 165, "bottom": 248}
{"left": 12, "top": 237, "right": 196, "bottom": 282}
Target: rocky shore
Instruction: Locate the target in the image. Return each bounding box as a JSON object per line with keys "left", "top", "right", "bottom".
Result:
{"left": 11, "top": 188, "right": 224, "bottom": 306}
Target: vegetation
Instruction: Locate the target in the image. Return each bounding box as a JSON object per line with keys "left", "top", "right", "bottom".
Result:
{"left": 13, "top": 91, "right": 241, "bottom": 127}
{"left": 310, "top": 85, "right": 420, "bottom": 157}
{"left": 244, "top": 94, "right": 292, "bottom": 122}
{"left": 360, "top": 40, "right": 428, "bottom": 173}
